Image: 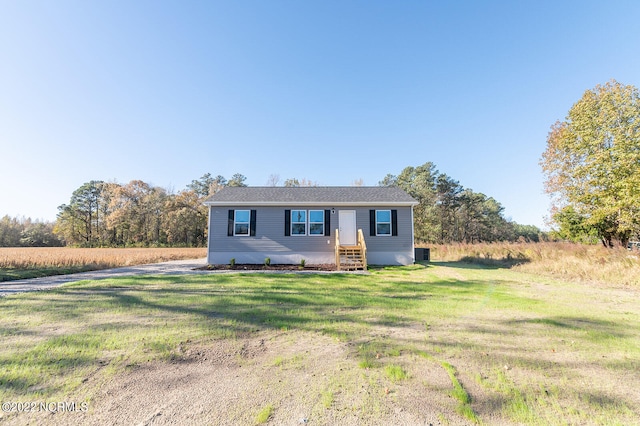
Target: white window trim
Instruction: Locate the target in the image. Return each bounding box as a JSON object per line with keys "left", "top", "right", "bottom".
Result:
{"left": 291, "top": 209, "right": 307, "bottom": 236}
{"left": 376, "top": 209, "right": 392, "bottom": 236}
{"left": 308, "top": 210, "right": 324, "bottom": 236}
{"left": 289, "top": 209, "right": 325, "bottom": 236}
{"left": 234, "top": 209, "right": 250, "bottom": 236}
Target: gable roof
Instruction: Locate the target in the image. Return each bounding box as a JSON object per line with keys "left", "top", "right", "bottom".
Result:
{"left": 203, "top": 186, "right": 418, "bottom": 206}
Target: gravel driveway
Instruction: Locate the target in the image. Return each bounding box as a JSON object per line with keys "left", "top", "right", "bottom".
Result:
{"left": 0, "top": 258, "right": 209, "bottom": 297}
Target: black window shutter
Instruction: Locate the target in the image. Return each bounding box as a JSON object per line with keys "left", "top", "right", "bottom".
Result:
{"left": 227, "top": 210, "right": 234, "bottom": 236}
{"left": 324, "top": 210, "right": 331, "bottom": 236}
{"left": 284, "top": 209, "right": 291, "bottom": 236}
{"left": 369, "top": 210, "right": 376, "bottom": 236}
{"left": 391, "top": 209, "right": 398, "bottom": 236}
{"left": 250, "top": 210, "right": 257, "bottom": 236}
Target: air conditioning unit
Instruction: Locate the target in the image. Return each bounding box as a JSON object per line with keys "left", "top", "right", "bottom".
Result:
{"left": 414, "top": 248, "right": 430, "bottom": 262}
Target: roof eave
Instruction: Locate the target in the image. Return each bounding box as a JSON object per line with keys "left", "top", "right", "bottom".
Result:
{"left": 203, "top": 201, "right": 419, "bottom": 207}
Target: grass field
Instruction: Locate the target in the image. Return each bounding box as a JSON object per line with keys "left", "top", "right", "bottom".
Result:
{"left": 0, "top": 258, "right": 638, "bottom": 425}
{"left": 0, "top": 247, "right": 206, "bottom": 281}
{"left": 429, "top": 242, "right": 640, "bottom": 286}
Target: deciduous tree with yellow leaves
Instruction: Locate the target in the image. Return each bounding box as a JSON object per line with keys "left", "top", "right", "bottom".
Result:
{"left": 541, "top": 80, "right": 640, "bottom": 247}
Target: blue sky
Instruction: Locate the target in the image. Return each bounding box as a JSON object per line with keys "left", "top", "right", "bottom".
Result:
{"left": 1, "top": 1, "right": 639, "bottom": 228}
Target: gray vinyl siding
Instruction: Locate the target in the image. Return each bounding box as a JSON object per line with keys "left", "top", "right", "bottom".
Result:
{"left": 358, "top": 207, "right": 414, "bottom": 265}
{"left": 210, "top": 206, "right": 334, "bottom": 253}
{"left": 208, "top": 205, "right": 414, "bottom": 265}
{"left": 361, "top": 207, "right": 413, "bottom": 254}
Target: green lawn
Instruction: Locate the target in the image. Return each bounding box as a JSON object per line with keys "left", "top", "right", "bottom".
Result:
{"left": 1, "top": 262, "right": 638, "bottom": 424}
{"left": 0, "top": 266, "right": 98, "bottom": 282}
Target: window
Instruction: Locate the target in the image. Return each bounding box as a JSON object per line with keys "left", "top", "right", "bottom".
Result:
{"left": 234, "top": 210, "right": 250, "bottom": 236}
{"left": 309, "top": 210, "right": 324, "bottom": 235}
{"left": 376, "top": 210, "right": 391, "bottom": 236}
{"left": 370, "top": 209, "right": 397, "bottom": 236}
{"left": 291, "top": 210, "right": 306, "bottom": 235}
{"left": 228, "top": 209, "right": 256, "bottom": 237}
{"left": 285, "top": 209, "right": 330, "bottom": 237}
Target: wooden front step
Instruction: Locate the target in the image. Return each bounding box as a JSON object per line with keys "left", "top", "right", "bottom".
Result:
{"left": 338, "top": 246, "right": 365, "bottom": 271}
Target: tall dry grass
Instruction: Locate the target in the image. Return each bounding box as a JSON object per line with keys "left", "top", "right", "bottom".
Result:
{"left": 428, "top": 242, "right": 640, "bottom": 286}
{"left": 0, "top": 247, "right": 206, "bottom": 271}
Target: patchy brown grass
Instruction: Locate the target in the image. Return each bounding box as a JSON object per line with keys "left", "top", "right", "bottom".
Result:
{"left": 427, "top": 242, "right": 640, "bottom": 286}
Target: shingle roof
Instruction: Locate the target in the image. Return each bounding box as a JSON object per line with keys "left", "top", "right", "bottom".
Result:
{"left": 203, "top": 186, "right": 418, "bottom": 206}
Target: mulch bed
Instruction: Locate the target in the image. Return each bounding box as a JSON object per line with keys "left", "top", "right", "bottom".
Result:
{"left": 197, "top": 264, "right": 337, "bottom": 271}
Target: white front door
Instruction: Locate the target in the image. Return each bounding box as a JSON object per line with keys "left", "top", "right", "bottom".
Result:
{"left": 338, "top": 210, "right": 357, "bottom": 246}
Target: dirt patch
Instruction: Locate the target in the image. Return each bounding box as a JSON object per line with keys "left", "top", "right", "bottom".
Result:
{"left": 11, "top": 330, "right": 474, "bottom": 426}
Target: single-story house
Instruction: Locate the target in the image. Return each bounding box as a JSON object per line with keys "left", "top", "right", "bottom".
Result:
{"left": 203, "top": 186, "right": 418, "bottom": 269}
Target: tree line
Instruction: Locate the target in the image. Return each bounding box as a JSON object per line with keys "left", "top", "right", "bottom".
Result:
{"left": 0, "top": 216, "right": 62, "bottom": 247}
{"left": 1, "top": 166, "right": 544, "bottom": 248}
{"left": 53, "top": 173, "right": 247, "bottom": 247}
{"left": 380, "top": 163, "right": 544, "bottom": 244}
